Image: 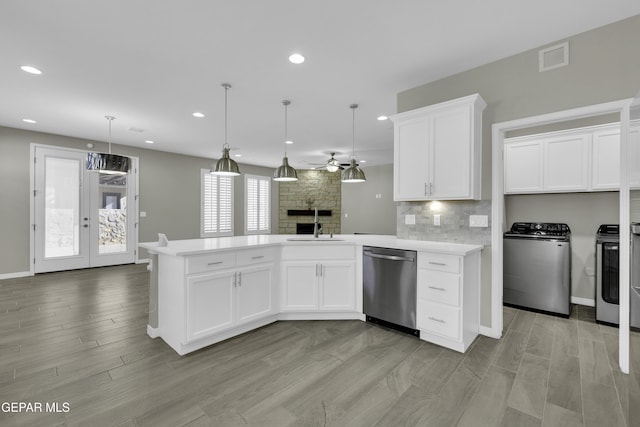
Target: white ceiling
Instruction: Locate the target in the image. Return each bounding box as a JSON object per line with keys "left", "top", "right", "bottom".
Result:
{"left": 2, "top": 1, "right": 639, "bottom": 169}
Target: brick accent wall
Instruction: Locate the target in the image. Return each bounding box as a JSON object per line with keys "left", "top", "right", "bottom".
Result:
{"left": 278, "top": 170, "right": 341, "bottom": 234}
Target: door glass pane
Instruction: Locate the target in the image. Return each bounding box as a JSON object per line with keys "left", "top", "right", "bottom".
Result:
{"left": 98, "top": 173, "right": 128, "bottom": 254}
{"left": 44, "top": 157, "right": 80, "bottom": 258}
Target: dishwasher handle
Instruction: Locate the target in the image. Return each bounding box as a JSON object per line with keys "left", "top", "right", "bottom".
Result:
{"left": 364, "top": 251, "right": 415, "bottom": 262}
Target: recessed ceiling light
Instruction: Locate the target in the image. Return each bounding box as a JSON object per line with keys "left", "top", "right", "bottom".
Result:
{"left": 193, "top": 112, "right": 205, "bottom": 118}
{"left": 20, "top": 65, "right": 42, "bottom": 75}
{"left": 234, "top": 154, "right": 242, "bottom": 157}
{"left": 144, "top": 140, "right": 155, "bottom": 144}
{"left": 22, "top": 118, "right": 36, "bottom": 124}
{"left": 285, "top": 140, "right": 293, "bottom": 145}
{"left": 377, "top": 116, "right": 388, "bottom": 121}
{"left": 360, "top": 160, "right": 367, "bottom": 163}
{"left": 288, "top": 53, "right": 305, "bottom": 64}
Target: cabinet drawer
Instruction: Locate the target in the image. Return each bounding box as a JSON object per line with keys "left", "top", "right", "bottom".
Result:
{"left": 417, "top": 301, "right": 461, "bottom": 340}
{"left": 236, "top": 247, "right": 274, "bottom": 266}
{"left": 418, "top": 253, "right": 460, "bottom": 274}
{"left": 418, "top": 270, "right": 461, "bottom": 306}
{"left": 282, "top": 245, "right": 355, "bottom": 261}
{"left": 187, "top": 252, "right": 236, "bottom": 275}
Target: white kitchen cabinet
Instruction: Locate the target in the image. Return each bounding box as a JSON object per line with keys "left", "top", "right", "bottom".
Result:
{"left": 281, "top": 245, "right": 356, "bottom": 314}
{"left": 391, "top": 94, "right": 486, "bottom": 201}
{"left": 504, "top": 121, "right": 640, "bottom": 194}
{"left": 592, "top": 127, "right": 621, "bottom": 190}
{"left": 158, "top": 247, "right": 276, "bottom": 355}
{"left": 416, "top": 251, "right": 480, "bottom": 353}
{"left": 544, "top": 133, "right": 590, "bottom": 192}
{"left": 504, "top": 141, "right": 543, "bottom": 193}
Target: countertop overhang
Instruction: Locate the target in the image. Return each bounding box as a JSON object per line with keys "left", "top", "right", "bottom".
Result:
{"left": 140, "top": 234, "right": 483, "bottom": 257}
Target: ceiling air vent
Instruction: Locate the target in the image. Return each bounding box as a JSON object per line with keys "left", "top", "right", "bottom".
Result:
{"left": 539, "top": 42, "right": 569, "bottom": 72}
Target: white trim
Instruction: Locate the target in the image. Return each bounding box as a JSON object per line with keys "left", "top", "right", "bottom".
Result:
{"left": 0, "top": 271, "right": 33, "bottom": 280}
{"left": 136, "top": 258, "right": 150, "bottom": 265}
{"left": 492, "top": 98, "right": 633, "bottom": 373}
{"left": 571, "top": 296, "right": 595, "bottom": 307}
{"left": 147, "top": 325, "right": 160, "bottom": 338}
{"left": 479, "top": 325, "right": 500, "bottom": 339}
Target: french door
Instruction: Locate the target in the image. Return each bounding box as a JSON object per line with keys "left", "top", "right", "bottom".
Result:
{"left": 33, "top": 145, "right": 137, "bottom": 273}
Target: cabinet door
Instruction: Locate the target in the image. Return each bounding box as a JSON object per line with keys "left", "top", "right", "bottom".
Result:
{"left": 281, "top": 263, "right": 318, "bottom": 311}
{"left": 504, "top": 141, "right": 543, "bottom": 193}
{"left": 186, "top": 271, "right": 234, "bottom": 343}
{"left": 430, "top": 105, "right": 473, "bottom": 199}
{"left": 544, "top": 134, "right": 589, "bottom": 192}
{"left": 318, "top": 262, "right": 355, "bottom": 311}
{"left": 235, "top": 265, "right": 274, "bottom": 324}
{"left": 592, "top": 129, "right": 620, "bottom": 190}
{"left": 394, "top": 117, "right": 429, "bottom": 200}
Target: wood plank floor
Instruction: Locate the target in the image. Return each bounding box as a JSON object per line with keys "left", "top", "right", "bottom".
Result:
{"left": 0, "top": 264, "right": 636, "bottom": 426}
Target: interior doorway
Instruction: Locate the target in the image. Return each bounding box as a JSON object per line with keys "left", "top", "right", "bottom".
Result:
{"left": 32, "top": 144, "right": 138, "bottom": 273}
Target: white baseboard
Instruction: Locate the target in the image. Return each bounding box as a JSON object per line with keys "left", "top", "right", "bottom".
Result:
{"left": 137, "top": 258, "right": 150, "bottom": 265}
{"left": 571, "top": 296, "right": 595, "bottom": 307}
{"left": 479, "top": 325, "right": 501, "bottom": 339}
{"left": 147, "top": 325, "right": 159, "bottom": 338}
{"left": 0, "top": 271, "right": 33, "bottom": 280}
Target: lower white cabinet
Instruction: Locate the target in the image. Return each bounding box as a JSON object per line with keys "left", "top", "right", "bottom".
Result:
{"left": 159, "top": 247, "right": 276, "bottom": 355}
{"left": 281, "top": 245, "right": 356, "bottom": 314}
{"left": 416, "top": 251, "right": 480, "bottom": 353}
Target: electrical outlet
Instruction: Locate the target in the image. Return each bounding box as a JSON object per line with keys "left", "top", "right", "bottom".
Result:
{"left": 469, "top": 215, "right": 488, "bottom": 227}
{"left": 140, "top": 212, "right": 147, "bottom": 218}
{"left": 434, "top": 214, "right": 441, "bottom": 226}
{"left": 405, "top": 214, "right": 415, "bottom": 225}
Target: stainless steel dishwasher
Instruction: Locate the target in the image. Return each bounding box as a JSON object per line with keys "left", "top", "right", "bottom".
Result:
{"left": 363, "top": 246, "right": 418, "bottom": 335}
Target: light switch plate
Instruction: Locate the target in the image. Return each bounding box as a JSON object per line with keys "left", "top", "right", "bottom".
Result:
{"left": 405, "top": 214, "right": 415, "bottom": 225}
{"left": 469, "top": 215, "right": 488, "bottom": 227}
{"left": 140, "top": 211, "right": 147, "bottom": 217}
{"left": 433, "top": 214, "right": 441, "bottom": 226}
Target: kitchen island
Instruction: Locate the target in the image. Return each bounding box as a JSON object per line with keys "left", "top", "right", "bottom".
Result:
{"left": 140, "top": 235, "right": 483, "bottom": 355}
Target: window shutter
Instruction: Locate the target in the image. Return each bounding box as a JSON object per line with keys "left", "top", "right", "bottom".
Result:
{"left": 201, "top": 170, "right": 234, "bottom": 237}
{"left": 245, "top": 175, "right": 270, "bottom": 234}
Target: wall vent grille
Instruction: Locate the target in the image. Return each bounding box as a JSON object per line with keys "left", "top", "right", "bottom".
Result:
{"left": 539, "top": 42, "right": 569, "bottom": 72}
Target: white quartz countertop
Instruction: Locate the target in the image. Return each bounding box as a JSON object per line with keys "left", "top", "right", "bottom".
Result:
{"left": 140, "top": 234, "right": 483, "bottom": 257}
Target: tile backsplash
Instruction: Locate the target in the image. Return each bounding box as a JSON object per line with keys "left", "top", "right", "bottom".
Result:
{"left": 397, "top": 200, "right": 492, "bottom": 245}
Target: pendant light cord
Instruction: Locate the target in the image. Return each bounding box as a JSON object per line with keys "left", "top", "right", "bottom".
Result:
{"left": 283, "top": 100, "right": 290, "bottom": 156}
{"left": 350, "top": 104, "right": 358, "bottom": 159}
{"left": 105, "top": 115, "right": 115, "bottom": 154}
{"left": 222, "top": 83, "right": 231, "bottom": 149}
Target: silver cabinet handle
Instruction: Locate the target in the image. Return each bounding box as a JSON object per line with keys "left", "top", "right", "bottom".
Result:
{"left": 233, "top": 272, "right": 237, "bottom": 287}
{"left": 428, "top": 286, "right": 446, "bottom": 291}
{"left": 428, "top": 262, "right": 447, "bottom": 266}
{"left": 364, "top": 252, "right": 415, "bottom": 262}
{"left": 428, "top": 317, "right": 445, "bottom": 324}
{"left": 424, "top": 182, "right": 428, "bottom": 196}
{"left": 238, "top": 272, "right": 241, "bottom": 286}
{"left": 207, "top": 261, "right": 223, "bottom": 266}
{"left": 429, "top": 182, "right": 433, "bottom": 196}
{"left": 251, "top": 255, "right": 264, "bottom": 260}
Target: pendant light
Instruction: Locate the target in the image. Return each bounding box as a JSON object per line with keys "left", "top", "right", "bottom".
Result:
{"left": 273, "top": 100, "right": 298, "bottom": 181}
{"left": 341, "top": 104, "right": 366, "bottom": 183}
{"left": 86, "top": 116, "right": 131, "bottom": 175}
{"left": 212, "top": 83, "right": 241, "bottom": 176}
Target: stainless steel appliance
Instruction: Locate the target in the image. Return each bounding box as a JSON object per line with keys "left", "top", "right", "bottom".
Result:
{"left": 503, "top": 222, "right": 572, "bottom": 317}
{"left": 596, "top": 224, "right": 620, "bottom": 325}
{"left": 630, "top": 223, "right": 640, "bottom": 329}
{"left": 363, "top": 246, "right": 418, "bottom": 334}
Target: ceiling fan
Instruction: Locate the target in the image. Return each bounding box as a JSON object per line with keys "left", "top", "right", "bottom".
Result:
{"left": 306, "top": 152, "right": 358, "bottom": 171}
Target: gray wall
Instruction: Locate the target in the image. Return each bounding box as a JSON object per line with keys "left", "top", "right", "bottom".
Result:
{"left": 0, "top": 126, "right": 279, "bottom": 274}
{"left": 341, "top": 164, "right": 396, "bottom": 235}
{"left": 397, "top": 14, "right": 640, "bottom": 328}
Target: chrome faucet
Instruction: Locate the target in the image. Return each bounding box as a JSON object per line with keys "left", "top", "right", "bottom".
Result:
{"left": 313, "top": 208, "right": 320, "bottom": 238}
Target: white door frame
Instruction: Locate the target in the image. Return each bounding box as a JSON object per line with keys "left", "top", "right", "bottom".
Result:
{"left": 491, "top": 98, "right": 634, "bottom": 373}
{"left": 30, "top": 143, "right": 140, "bottom": 275}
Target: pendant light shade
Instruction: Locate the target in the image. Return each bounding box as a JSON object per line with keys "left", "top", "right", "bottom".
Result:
{"left": 341, "top": 104, "right": 366, "bottom": 183}
{"left": 273, "top": 100, "right": 298, "bottom": 182}
{"left": 86, "top": 116, "right": 131, "bottom": 175}
{"left": 212, "top": 83, "right": 241, "bottom": 176}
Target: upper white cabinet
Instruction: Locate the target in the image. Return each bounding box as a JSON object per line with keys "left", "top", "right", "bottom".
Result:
{"left": 504, "top": 122, "right": 640, "bottom": 194}
{"left": 391, "top": 94, "right": 486, "bottom": 201}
